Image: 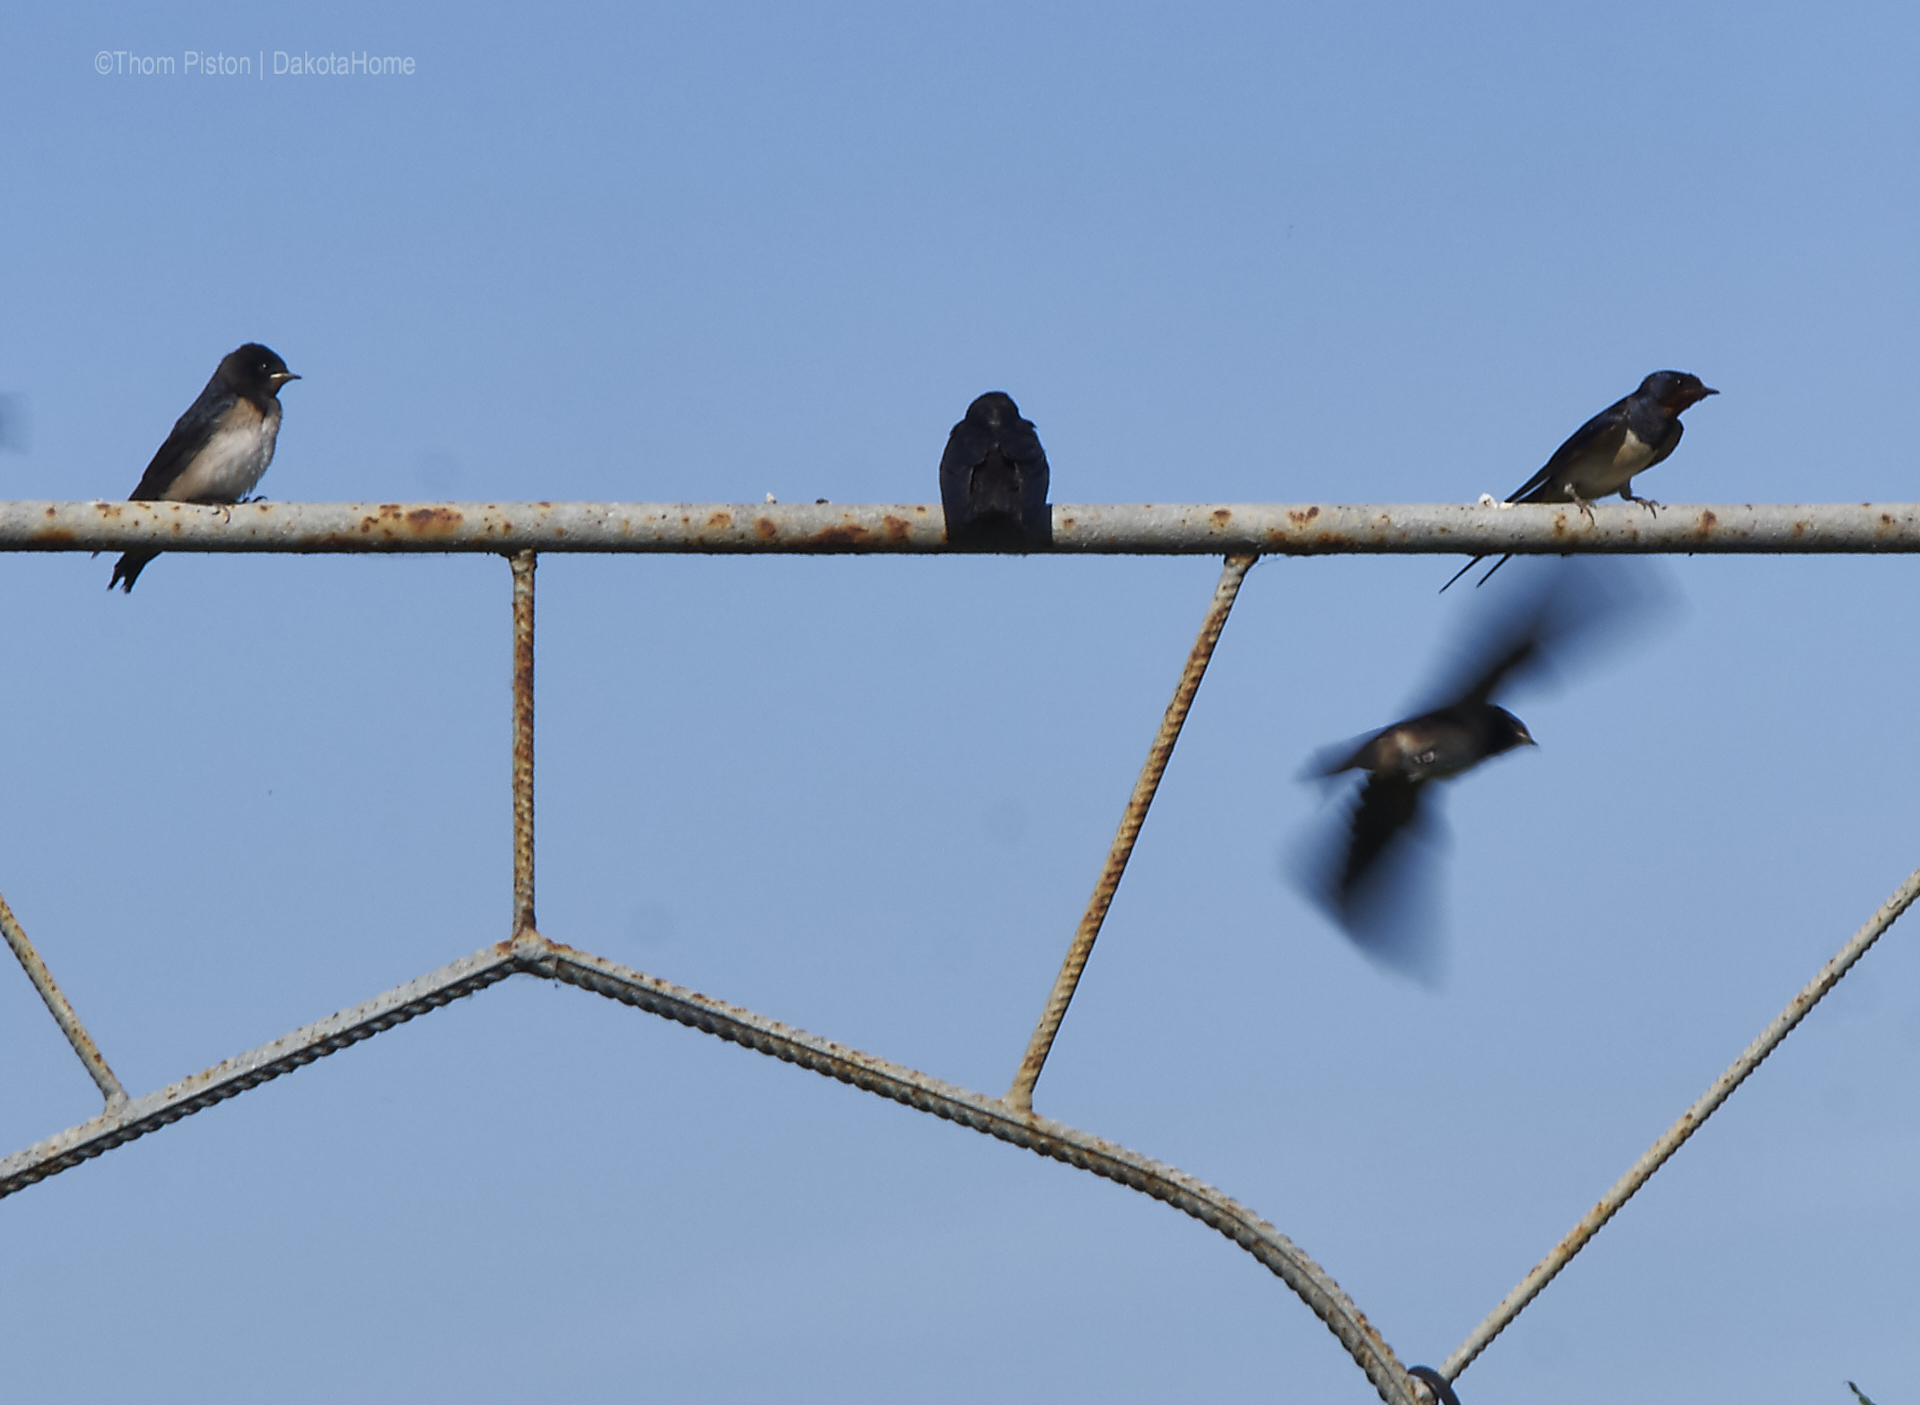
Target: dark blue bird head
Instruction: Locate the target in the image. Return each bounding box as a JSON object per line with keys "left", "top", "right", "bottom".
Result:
{"left": 1638, "top": 370, "right": 1717, "bottom": 413}
{"left": 1485, "top": 705, "right": 1537, "bottom": 756}
{"left": 217, "top": 343, "right": 300, "bottom": 398}
{"left": 965, "top": 390, "right": 1021, "bottom": 431}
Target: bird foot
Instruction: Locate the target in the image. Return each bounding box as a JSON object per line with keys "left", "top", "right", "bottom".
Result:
{"left": 1627, "top": 495, "right": 1662, "bottom": 516}
{"left": 1561, "top": 487, "right": 1596, "bottom": 524}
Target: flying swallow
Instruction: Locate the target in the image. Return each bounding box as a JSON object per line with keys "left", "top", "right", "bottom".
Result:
{"left": 1301, "top": 558, "right": 1662, "bottom": 977}
{"left": 110, "top": 343, "right": 299, "bottom": 593}
{"left": 939, "top": 391, "right": 1051, "bottom": 549}
{"left": 1443, "top": 371, "right": 1717, "bottom": 591}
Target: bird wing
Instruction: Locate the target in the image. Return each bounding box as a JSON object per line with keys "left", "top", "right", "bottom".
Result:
{"left": 127, "top": 383, "right": 239, "bottom": 502}
{"left": 1419, "top": 554, "right": 1663, "bottom": 713}
{"left": 1339, "top": 774, "right": 1423, "bottom": 898}
{"left": 998, "top": 417, "right": 1048, "bottom": 477}
{"left": 1457, "top": 635, "right": 1540, "bottom": 708}
{"left": 1505, "top": 395, "right": 1632, "bottom": 503}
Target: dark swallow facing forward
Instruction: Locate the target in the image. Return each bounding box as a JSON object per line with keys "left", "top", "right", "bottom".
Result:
{"left": 939, "top": 391, "right": 1051, "bottom": 549}
{"left": 1302, "top": 558, "right": 1662, "bottom": 977}
{"left": 110, "top": 343, "right": 299, "bottom": 592}
{"left": 1443, "top": 371, "right": 1717, "bottom": 591}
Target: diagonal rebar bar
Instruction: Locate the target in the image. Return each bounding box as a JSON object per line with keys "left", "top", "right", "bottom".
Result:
{"left": 0, "top": 940, "right": 524, "bottom": 1197}
{"left": 1440, "top": 858, "right": 1920, "bottom": 1384}
{"left": 0, "top": 889, "right": 128, "bottom": 1110}
{"left": 1006, "top": 554, "right": 1256, "bottom": 1113}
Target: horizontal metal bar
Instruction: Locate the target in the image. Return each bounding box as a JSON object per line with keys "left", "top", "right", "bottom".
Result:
{"left": 0, "top": 930, "right": 1419, "bottom": 1405}
{"left": 1443, "top": 857, "right": 1920, "bottom": 1382}
{"left": 4, "top": 500, "right": 1920, "bottom": 556}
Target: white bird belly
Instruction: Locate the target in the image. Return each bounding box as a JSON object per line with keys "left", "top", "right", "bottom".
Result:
{"left": 164, "top": 406, "right": 281, "bottom": 502}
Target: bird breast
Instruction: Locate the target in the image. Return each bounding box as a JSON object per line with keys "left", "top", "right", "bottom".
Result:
{"left": 164, "top": 400, "right": 281, "bottom": 503}
{"left": 1572, "top": 426, "right": 1658, "bottom": 495}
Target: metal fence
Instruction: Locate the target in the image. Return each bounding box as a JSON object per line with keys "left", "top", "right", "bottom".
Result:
{"left": 5, "top": 498, "right": 1918, "bottom": 1405}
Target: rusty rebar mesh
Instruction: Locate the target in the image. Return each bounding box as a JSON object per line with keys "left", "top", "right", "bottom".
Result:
{"left": 3, "top": 521, "right": 1915, "bottom": 1405}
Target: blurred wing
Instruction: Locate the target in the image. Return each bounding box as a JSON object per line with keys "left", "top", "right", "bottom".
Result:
{"left": 1416, "top": 556, "right": 1670, "bottom": 712}
{"left": 1291, "top": 774, "right": 1447, "bottom": 984}
{"left": 1340, "top": 774, "right": 1422, "bottom": 896}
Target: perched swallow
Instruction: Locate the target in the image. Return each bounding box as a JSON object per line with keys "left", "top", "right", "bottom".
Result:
{"left": 939, "top": 391, "right": 1051, "bottom": 549}
{"left": 1443, "top": 371, "right": 1717, "bottom": 591}
{"left": 110, "top": 343, "right": 299, "bottom": 593}
{"left": 1301, "top": 558, "right": 1662, "bottom": 977}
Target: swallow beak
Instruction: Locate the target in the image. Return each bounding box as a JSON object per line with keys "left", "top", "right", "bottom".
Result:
{"left": 272, "top": 371, "right": 301, "bottom": 385}
{"left": 1518, "top": 726, "right": 1538, "bottom": 747}
{"left": 1700, "top": 386, "right": 1718, "bottom": 397}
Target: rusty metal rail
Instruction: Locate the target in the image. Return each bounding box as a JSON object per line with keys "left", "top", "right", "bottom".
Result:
{"left": 3, "top": 498, "right": 1920, "bottom": 555}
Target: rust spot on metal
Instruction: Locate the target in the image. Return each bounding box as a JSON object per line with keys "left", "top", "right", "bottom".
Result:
{"left": 1790, "top": 520, "right": 1806, "bottom": 539}
{"left": 706, "top": 510, "right": 733, "bottom": 530}
{"left": 754, "top": 516, "right": 779, "bottom": 540}
{"left": 811, "top": 525, "right": 872, "bottom": 547}
{"left": 1882, "top": 513, "right": 1895, "bottom": 528}
{"left": 1699, "top": 510, "right": 1718, "bottom": 532}
{"left": 1212, "top": 509, "right": 1233, "bottom": 526}
{"left": 405, "top": 506, "right": 464, "bottom": 533}
{"left": 1287, "top": 506, "right": 1320, "bottom": 526}
{"left": 34, "top": 529, "right": 76, "bottom": 546}
{"left": 882, "top": 515, "right": 911, "bottom": 541}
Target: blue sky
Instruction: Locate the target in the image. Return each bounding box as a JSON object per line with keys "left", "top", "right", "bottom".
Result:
{"left": 2, "top": 4, "right": 1916, "bottom": 1402}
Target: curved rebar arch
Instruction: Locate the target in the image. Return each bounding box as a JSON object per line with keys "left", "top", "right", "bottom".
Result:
{"left": 6, "top": 502, "right": 1920, "bottom": 1404}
